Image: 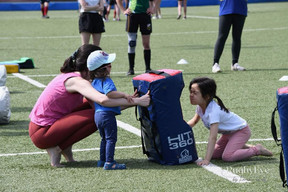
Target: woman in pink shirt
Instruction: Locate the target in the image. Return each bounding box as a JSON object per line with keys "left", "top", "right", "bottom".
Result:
{"left": 29, "top": 44, "right": 150, "bottom": 167}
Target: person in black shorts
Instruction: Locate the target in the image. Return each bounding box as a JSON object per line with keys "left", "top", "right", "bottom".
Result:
{"left": 78, "top": 0, "right": 105, "bottom": 46}
{"left": 116, "top": 0, "right": 159, "bottom": 75}
{"left": 40, "top": 0, "right": 50, "bottom": 19}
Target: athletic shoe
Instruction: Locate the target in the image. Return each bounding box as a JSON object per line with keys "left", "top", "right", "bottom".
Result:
{"left": 103, "top": 161, "right": 126, "bottom": 170}
{"left": 177, "top": 15, "right": 181, "bottom": 20}
{"left": 183, "top": 16, "right": 187, "bottom": 20}
{"left": 42, "top": 15, "right": 50, "bottom": 19}
{"left": 126, "top": 69, "right": 135, "bottom": 76}
{"left": 231, "top": 63, "right": 246, "bottom": 71}
{"left": 145, "top": 69, "right": 152, "bottom": 73}
{"left": 212, "top": 63, "right": 221, "bottom": 73}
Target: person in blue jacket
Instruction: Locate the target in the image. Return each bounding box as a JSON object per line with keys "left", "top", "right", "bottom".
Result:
{"left": 212, "top": 0, "right": 247, "bottom": 73}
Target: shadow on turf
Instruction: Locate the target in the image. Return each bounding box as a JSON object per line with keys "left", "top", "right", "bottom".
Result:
{"left": 60, "top": 156, "right": 277, "bottom": 170}
{"left": 62, "top": 158, "right": 200, "bottom": 170}
{"left": 0, "top": 120, "right": 29, "bottom": 131}
{"left": 245, "top": 68, "right": 288, "bottom": 71}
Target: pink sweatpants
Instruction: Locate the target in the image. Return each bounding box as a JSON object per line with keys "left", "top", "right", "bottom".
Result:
{"left": 212, "top": 126, "right": 259, "bottom": 162}
{"left": 29, "top": 101, "right": 97, "bottom": 150}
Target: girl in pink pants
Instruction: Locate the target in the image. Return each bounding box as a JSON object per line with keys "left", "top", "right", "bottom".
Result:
{"left": 187, "top": 77, "right": 272, "bottom": 166}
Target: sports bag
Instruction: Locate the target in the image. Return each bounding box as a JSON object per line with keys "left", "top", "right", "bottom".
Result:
{"left": 132, "top": 69, "right": 198, "bottom": 165}
{"left": 0, "top": 65, "right": 7, "bottom": 86}
{"left": 0, "top": 57, "right": 34, "bottom": 69}
{"left": 0, "top": 86, "right": 11, "bottom": 124}
{"left": 271, "top": 86, "right": 288, "bottom": 187}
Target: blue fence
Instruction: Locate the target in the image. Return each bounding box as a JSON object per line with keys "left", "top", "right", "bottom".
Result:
{"left": 0, "top": 0, "right": 287, "bottom": 11}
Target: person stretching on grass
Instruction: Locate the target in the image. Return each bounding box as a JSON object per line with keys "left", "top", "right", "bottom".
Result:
{"left": 29, "top": 44, "right": 150, "bottom": 167}
{"left": 187, "top": 77, "right": 273, "bottom": 166}
{"left": 87, "top": 50, "right": 135, "bottom": 170}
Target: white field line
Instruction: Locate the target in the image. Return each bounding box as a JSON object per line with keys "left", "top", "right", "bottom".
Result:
{"left": 0, "top": 119, "right": 271, "bottom": 184}
{"left": 0, "top": 137, "right": 273, "bottom": 157}
{"left": 1, "top": 27, "right": 287, "bottom": 40}
{"left": 7, "top": 71, "right": 147, "bottom": 78}
{"left": 0, "top": 145, "right": 142, "bottom": 157}
{"left": 187, "top": 15, "right": 218, "bottom": 20}
{"left": 8, "top": 69, "right": 185, "bottom": 79}
{"left": 117, "top": 120, "right": 141, "bottom": 136}
{"left": 195, "top": 159, "right": 251, "bottom": 183}
{"left": 12, "top": 73, "right": 46, "bottom": 88}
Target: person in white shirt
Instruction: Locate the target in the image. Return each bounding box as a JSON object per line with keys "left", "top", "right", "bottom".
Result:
{"left": 187, "top": 77, "right": 272, "bottom": 166}
{"left": 78, "top": 0, "right": 105, "bottom": 46}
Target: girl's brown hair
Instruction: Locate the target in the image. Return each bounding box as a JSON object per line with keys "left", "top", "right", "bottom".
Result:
{"left": 88, "top": 64, "right": 110, "bottom": 81}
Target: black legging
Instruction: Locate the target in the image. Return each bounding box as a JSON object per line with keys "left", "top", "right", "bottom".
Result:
{"left": 214, "top": 14, "right": 246, "bottom": 65}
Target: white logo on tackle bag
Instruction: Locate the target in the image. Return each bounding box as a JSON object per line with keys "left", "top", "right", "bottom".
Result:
{"left": 179, "top": 149, "right": 193, "bottom": 164}
{"left": 168, "top": 131, "right": 194, "bottom": 150}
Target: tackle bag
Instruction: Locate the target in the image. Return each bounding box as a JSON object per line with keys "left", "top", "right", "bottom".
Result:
{"left": 271, "top": 86, "right": 288, "bottom": 188}
{"left": 132, "top": 69, "right": 198, "bottom": 165}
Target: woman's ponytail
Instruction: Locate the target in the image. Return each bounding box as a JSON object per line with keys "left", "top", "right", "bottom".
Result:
{"left": 60, "top": 50, "right": 77, "bottom": 73}
{"left": 60, "top": 45, "right": 102, "bottom": 73}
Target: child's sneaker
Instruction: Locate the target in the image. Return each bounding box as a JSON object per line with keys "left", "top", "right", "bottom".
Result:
{"left": 104, "top": 161, "right": 126, "bottom": 170}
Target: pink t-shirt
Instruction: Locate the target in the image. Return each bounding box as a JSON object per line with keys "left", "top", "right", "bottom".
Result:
{"left": 29, "top": 72, "right": 83, "bottom": 126}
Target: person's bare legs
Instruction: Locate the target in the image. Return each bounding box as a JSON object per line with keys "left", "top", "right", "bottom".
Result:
{"left": 242, "top": 144, "right": 254, "bottom": 149}
{"left": 115, "top": 4, "right": 121, "bottom": 20}
{"left": 142, "top": 35, "right": 150, "bottom": 50}
{"left": 177, "top": 1, "right": 182, "bottom": 19}
{"left": 92, "top": 33, "right": 101, "bottom": 46}
{"left": 61, "top": 146, "right": 76, "bottom": 162}
{"left": 243, "top": 144, "right": 272, "bottom": 156}
{"left": 46, "top": 146, "right": 63, "bottom": 167}
{"left": 183, "top": 0, "right": 187, "bottom": 18}
{"left": 81, "top": 32, "right": 91, "bottom": 45}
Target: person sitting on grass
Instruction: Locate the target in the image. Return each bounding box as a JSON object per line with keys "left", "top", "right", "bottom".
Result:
{"left": 87, "top": 50, "right": 135, "bottom": 170}
{"left": 187, "top": 77, "right": 273, "bottom": 166}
